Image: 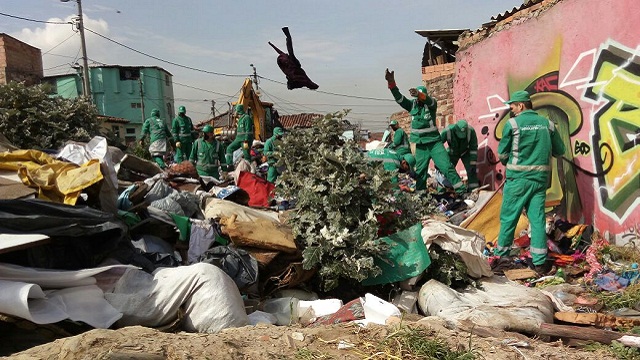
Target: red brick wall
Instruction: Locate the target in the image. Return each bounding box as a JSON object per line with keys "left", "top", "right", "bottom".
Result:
{"left": 0, "top": 35, "right": 43, "bottom": 86}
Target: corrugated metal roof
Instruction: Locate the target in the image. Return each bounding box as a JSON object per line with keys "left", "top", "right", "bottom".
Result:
{"left": 491, "top": 0, "right": 543, "bottom": 22}
{"left": 414, "top": 29, "right": 468, "bottom": 41}
{"left": 97, "top": 115, "right": 129, "bottom": 124}
{"left": 195, "top": 111, "right": 230, "bottom": 129}
{"left": 277, "top": 113, "right": 323, "bottom": 129}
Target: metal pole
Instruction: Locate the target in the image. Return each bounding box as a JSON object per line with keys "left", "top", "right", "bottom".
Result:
{"left": 74, "top": 0, "right": 92, "bottom": 102}
{"left": 139, "top": 78, "right": 145, "bottom": 123}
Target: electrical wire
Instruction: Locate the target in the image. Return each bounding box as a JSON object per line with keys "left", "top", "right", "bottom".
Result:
{"left": 84, "top": 27, "right": 250, "bottom": 78}
{"left": 257, "top": 75, "right": 395, "bottom": 102}
{"left": 0, "top": 11, "right": 71, "bottom": 25}
{"left": 43, "top": 32, "right": 77, "bottom": 55}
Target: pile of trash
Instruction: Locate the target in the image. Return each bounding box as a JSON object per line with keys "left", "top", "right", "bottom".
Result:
{"left": 1, "top": 134, "right": 639, "bottom": 356}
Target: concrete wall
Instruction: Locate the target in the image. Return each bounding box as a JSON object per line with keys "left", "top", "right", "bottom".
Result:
{"left": 0, "top": 34, "right": 42, "bottom": 86}
{"left": 454, "top": 0, "right": 640, "bottom": 242}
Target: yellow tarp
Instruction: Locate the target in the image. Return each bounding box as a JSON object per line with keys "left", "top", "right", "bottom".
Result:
{"left": 461, "top": 190, "right": 529, "bottom": 248}
{"left": 0, "top": 150, "right": 103, "bottom": 205}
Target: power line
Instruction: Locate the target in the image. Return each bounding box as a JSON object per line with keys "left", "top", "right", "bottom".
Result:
{"left": 257, "top": 75, "right": 395, "bottom": 102}
{"left": 84, "top": 27, "right": 250, "bottom": 78}
{"left": 43, "top": 32, "right": 77, "bottom": 55}
{"left": 0, "top": 11, "right": 71, "bottom": 25}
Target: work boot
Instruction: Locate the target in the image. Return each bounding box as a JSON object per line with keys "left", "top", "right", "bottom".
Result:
{"left": 528, "top": 259, "right": 556, "bottom": 276}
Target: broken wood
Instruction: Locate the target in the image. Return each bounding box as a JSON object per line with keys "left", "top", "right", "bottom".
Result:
{"left": 539, "top": 323, "right": 640, "bottom": 346}
{"left": 504, "top": 268, "right": 537, "bottom": 281}
{"left": 554, "top": 311, "right": 640, "bottom": 330}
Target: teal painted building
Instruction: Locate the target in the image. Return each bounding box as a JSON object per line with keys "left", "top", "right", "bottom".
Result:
{"left": 44, "top": 65, "right": 175, "bottom": 143}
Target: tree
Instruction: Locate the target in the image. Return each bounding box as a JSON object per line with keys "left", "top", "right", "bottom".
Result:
{"left": 275, "top": 111, "right": 434, "bottom": 290}
{"left": 0, "top": 81, "right": 101, "bottom": 150}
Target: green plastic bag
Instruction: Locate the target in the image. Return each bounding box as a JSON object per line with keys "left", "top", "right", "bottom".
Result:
{"left": 362, "top": 222, "right": 431, "bottom": 286}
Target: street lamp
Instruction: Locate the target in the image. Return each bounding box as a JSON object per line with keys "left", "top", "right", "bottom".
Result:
{"left": 61, "top": 0, "right": 91, "bottom": 102}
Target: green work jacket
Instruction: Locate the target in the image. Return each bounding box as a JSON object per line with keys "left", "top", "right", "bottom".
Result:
{"left": 190, "top": 138, "right": 225, "bottom": 177}
{"left": 263, "top": 135, "right": 279, "bottom": 165}
{"left": 498, "top": 110, "right": 565, "bottom": 183}
{"left": 389, "top": 128, "right": 410, "bottom": 156}
{"left": 441, "top": 124, "right": 478, "bottom": 163}
{"left": 236, "top": 114, "right": 253, "bottom": 142}
{"left": 390, "top": 86, "right": 439, "bottom": 144}
{"left": 171, "top": 114, "right": 194, "bottom": 142}
{"left": 140, "top": 116, "right": 171, "bottom": 143}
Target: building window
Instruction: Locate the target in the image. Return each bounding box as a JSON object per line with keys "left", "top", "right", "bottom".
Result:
{"left": 111, "top": 125, "right": 121, "bottom": 139}
{"left": 119, "top": 67, "right": 140, "bottom": 80}
{"left": 130, "top": 102, "right": 142, "bottom": 109}
{"left": 126, "top": 128, "right": 136, "bottom": 135}
{"left": 165, "top": 74, "right": 171, "bottom": 86}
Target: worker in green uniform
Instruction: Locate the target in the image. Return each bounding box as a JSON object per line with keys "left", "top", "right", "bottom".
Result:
{"left": 263, "top": 127, "right": 284, "bottom": 183}
{"left": 366, "top": 148, "right": 416, "bottom": 186}
{"left": 495, "top": 90, "right": 565, "bottom": 275}
{"left": 172, "top": 105, "right": 194, "bottom": 163}
{"left": 225, "top": 104, "right": 253, "bottom": 167}
{"left": 441, "top": 120, "right": 479, "bottom": 191}
{"left": 385, "top": 68, "right": 466, "bottom": 193}
{"left": 190, "top": 125, "right": 225, "bottom": 179}
{"left": 388, "top": 120, "right": 410, "bottom": 156}
{"left": 139, "top": 108, "right": 173, "bottom": 169}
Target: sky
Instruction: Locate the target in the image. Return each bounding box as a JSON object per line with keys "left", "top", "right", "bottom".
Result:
{"left": 1, "top": 0, "right": 523, "bottom": 131}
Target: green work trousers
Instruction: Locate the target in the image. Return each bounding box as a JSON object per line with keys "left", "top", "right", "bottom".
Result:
{"left": 450, "top": 153, "right": 479, "bottom": 191}
{"left": 225, "top": 139, "right": 251, "bottom": 165}
{"left": 152, "top": 156, "right": 166, "bottom": 169}
{"left": 267, "top": 166, "right": 278, "bottom": 183}
{"left": 415, "top": 141, "right": 465, "bottom": 193}
{"left": 495, "top": 178, "right": 548, "bottom": 265}
{"left": 174, "top": 140, "right": 193, "bottom": 163}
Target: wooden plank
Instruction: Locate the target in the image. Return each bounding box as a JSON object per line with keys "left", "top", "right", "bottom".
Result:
{"left": 554, "top": 311, "right": 640, "bottom": 330}
{"left": 504, "top": 268, "right": 537, "bottom": 281}
{"left": 539, "top": 323, "right": 624, "bottom": 344}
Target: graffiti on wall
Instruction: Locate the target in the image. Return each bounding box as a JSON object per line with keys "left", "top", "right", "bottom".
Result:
{"left": 479, "top": 40, "right": 639, "bottom": 224}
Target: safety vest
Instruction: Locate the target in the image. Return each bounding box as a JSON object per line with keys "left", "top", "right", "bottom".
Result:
{"left": 192, "top": 138, "right": 222, "bottom": 176}
{"left": 498, "top": 110, "right": 564, "bottom": 183}
{"left": 172, "top": 115, "right": 194, "bottom": 141}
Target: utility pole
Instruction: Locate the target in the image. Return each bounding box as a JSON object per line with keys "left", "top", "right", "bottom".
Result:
{"left": 62, "top": 0, "right": 91, "bottom": 102}
{"left": 139, "top": 78, "right": 145, "bottom": 123}
{"left": 210, "top": 100, "right": 216, "bottom": 117}
{"left": 250, "top": 64, "right": 259, "bottom": 91}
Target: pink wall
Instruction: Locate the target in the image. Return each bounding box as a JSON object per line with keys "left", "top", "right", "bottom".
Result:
{"left": 454, "top": 0, "right": 639, "bottom": 243}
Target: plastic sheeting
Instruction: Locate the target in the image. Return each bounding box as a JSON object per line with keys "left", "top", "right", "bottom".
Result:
{"left": 0, "top": 149, "right": 103, "bottom": 205}
{"left": 418, "top": 277, "right": 554, "bottom": 334}
{"left": 421, "top": 219, "right": 493, "bottom": 279}
{"left": 0, "top": 263, "right": 136, "bottom": 328}
{"left": 56, "top": 136, "right": 120, "bottom": 213}
{"left": 105, "top": 263, "right": 248, "bottom": 333}
{"left": 0, "top": 199, "right": 127, "bottom": 270}
{"left": 362, "top": 223, "right": 431, "bottom": 286}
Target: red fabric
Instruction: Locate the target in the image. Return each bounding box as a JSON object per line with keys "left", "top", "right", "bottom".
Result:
{"left": 388, "top": 81, "right": 396, "bottom": 89}
{"left": 237, "top": 171, "right": 275, "bottom": 207}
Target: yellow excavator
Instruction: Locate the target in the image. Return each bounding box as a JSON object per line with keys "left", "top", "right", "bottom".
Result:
{"left": 213, "top": 78, "right": 275, "bottom": 142}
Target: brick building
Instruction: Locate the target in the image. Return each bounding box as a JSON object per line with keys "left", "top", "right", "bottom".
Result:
{"left": 0, "top": 34, "right": 43, "bottom": 86}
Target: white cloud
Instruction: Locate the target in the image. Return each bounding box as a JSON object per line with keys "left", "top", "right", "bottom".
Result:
{"left": 11, "top": 14, "right": 111, "bottom": 73}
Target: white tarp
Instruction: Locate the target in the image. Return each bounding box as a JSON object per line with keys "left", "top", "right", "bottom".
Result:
{"left": 418, "top": 277, "right": 554, "bottom": 334}
{"left": 105, "top": 263, "right": 248, "bottom": 333}
{"left": 421, "top": 219, "right": 493, "bottom": 278}
{"left": 0, "top": 263, "right": 135, "bottom": 328}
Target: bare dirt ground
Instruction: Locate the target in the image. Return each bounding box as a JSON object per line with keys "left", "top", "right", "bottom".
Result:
{"left": 4, "top": 318, "right": 616, "bottom": 360}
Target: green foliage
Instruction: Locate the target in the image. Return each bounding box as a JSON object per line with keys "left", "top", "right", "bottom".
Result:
{"left": 275, "top": 111, "right": 434, "bottom": 291}
{"left": 425, "top": 245, "right": 480, "bottom": 290}
{"left": 0, "top": 81, "right": 101, "bottom": 150}
{"left": 131, "top": 139, "right": 152, "bottom": 160}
